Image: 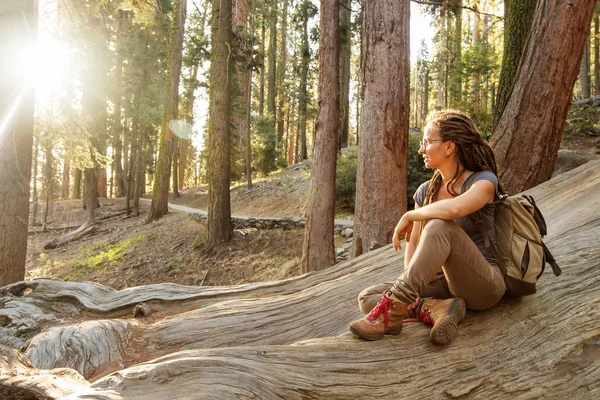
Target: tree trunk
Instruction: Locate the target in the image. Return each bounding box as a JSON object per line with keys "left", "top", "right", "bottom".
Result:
{"left": 148, "top": 0, "right": 187, "bottom": 222}
{"left": 449, "top": 3, "right": 462, "bottom": 108}
{"left": 206, "top": 0, "right": 234, "bottom": 249}
{"left": 233, "top": 0, "right": 249, "bottom": 175}
{"left": 579, "top": 33, "right": 591, "bottom": 99}
{"left": 42, "top": 140, "right": 53, "bottom": 233}
{"left": 267, "top": 0, "right": 277, "bottom": 120}
{"left": 246, "top": 0, "right": 255, "bottom": 187}
{"left": 277, "top": 0, "right": 289, "bottom": 144}
{"left": 301, "top": 0, "right": 340, "bottom": 273}
{"left": 83, "top": 168, "right": 97, "bottom": 225}
{"left": 490, "top": 0, "right": 596, "bottom": 194}
{"left": 31, "top": 137, "right": 39, "bottom": 227}
{"left": 352, "top": 0, "right": 409, "bottom": 257}
{"left": 113, "top": 10, "right": 126, "bottom": 198}
{"left": 299, "top": 1, "right": 310, "bottom": 161}
{"left": 339, "top": 0, "right": 351, "bottom": 150}
{"left": 595, "top": 15, "right": 599, "bottom": 96}
{"left": 493, "top": 0, "right": 536, "bottom": 128}
{"left": 62, "top": 156, "right": 70, "bottom": 199}
{"left": 259, "top": 0, "right": 266, "bottom": 117}
{"left": 0, "top": 0, "right": 35, "bottom": 286}
{"left": 73, "top": 168, "right": 82, "bottom": 200}
{"left": 470, "top": 0, "right": 481, "bottom": 113}
{"left": 172, "top": 137, "right": 179, "bottom": 198}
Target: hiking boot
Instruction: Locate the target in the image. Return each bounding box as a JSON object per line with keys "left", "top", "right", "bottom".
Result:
{"left": 417, "top": 297, "right": 466, "bottom": 345}
{"left": 348, "top": 290, "right": 411, "bottom": 341}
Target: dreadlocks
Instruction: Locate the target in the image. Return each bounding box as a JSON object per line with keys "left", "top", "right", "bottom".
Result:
{"left": 422, "top": 109, "right": 503, "bottom": 207}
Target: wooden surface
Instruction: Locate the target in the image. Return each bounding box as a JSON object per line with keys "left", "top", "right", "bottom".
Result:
{"left": 1, "top": 160, "right": 599, "bottom": 399}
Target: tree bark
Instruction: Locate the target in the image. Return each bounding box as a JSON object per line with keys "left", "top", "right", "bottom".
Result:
{"left": 493, "top": 0, "right": 536, "bottom": 128}
{"left": 113, "top": 10, "right": 126, "bottom": 198}
{"left": 449, "top": 3, "right": 462, "bottom": 108}
{"left": 0, "top": 0, "right": 36, "bottom": 286}
{"left": 277, "top": 0, "right": 289, "bottom": 144}
{"left": 206, "top": 0, "right": 234, "bottom": 249}
{"left": 233, "top": 0, "right": 249, "bottom": 175}
{"left": 73, "top": 168, "right": 82, "bottom": 199}
{"left": 148, "top": 0, "right": 187, "bottom": 222}
{"left": 42, "top": 140, "right": 52, "bottom": 233}
{"left": 62, "top": 156, "right": 70, "bottom": 199}
{"left": 267, "top": 0, "right": 277, "bottom": 120}
{"left": 352, "top": 0, "right": 409, "bottom": 257}
{"left": 578, "top": 32, "right": 591, "bottom": 99}
{"left": 339, "top": 0, "right": 351, "bottom": 150}
{"left": 31, "top": 137, "right": 39, "bottom": 227}
{"left": 490, "top": 0, "right": 596, "bottom": 194}
{"left": 595, "top": 15, "right": 600, "bottom": 96}
{"left": 299, "top": 1, "right": 310, "bottom": 161}
{"left": 301, "top": 0, "right": 340, "bottom": 273}
{"left": 83, "top": 167, "right": 97, "bottom": 225}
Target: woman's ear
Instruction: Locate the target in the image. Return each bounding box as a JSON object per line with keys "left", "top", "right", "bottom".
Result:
{"left": 446, "top": 141, "right": 455, "bottom": 156}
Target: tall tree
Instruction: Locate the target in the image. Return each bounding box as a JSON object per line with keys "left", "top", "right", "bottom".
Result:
{"left": 267, "top": 0, "right": 278, "bottom": 120}
{"left": 493, "top": 0, "right": 536, "bottom": 128}
{"left": 301, "top": 0, "right": 340, "bottom": 272}
{"left": 491, "top": 0, "right": 596, "bottom": 193}
{"left": 148, "top": 0, "right": 187, "bottom": 222}
{"left": 339, "top": 0, "right": 351, "bottom": 149}
{"left": 595, "top": 14, "right": 600, "bottom": 96}
{"left": 277, "top": 0, "right": 289, "bottom": 145}
{"left": 578, "top": 33, "right": 591, "bottom": 99}
{"left": 206, "top": 0, "right": 234, "bottom": 248}
{"left": 352, "top": 0, "right": 409, "bottom": 257}
{"left": 0, "top": 0, "right": 36, "bottom": 286}
{"left": 298, "top": 0, "right": 312, "bottom": 161}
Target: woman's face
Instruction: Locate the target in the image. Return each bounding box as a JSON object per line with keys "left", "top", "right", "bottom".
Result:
{"left": 419, "top": 125, "right": 447, "bottom": 169}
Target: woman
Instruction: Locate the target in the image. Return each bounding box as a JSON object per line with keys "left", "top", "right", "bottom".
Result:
{"left": 348, "top": 110, "right": 505, "bottom": 345}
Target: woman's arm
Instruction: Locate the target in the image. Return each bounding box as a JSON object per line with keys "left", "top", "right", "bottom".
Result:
{"left": 393, "top": 180, "right": 495, "bottom": 249}
{"left": 408, "top": 180, "right": 495, "bottom": 222}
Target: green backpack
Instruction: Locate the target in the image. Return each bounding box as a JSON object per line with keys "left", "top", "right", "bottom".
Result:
{"left": 471, "top": 194, "right": 561, "bottom": 296}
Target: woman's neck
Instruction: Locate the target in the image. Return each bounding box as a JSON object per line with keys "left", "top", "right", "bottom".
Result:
{"left": 439, "top": 164, "right": 467, "bottom": 186}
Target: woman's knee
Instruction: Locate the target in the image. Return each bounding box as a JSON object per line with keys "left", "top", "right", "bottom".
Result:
{"left": 357, "top": 283, "right": 392, "bottom": 314}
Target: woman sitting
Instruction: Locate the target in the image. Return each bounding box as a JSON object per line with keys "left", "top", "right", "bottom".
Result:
{"left": 348, "top": 110, "right": 505, "bottom": 345}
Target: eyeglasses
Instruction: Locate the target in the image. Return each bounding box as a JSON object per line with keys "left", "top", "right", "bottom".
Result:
{"left": 419, "top": 138, "right": 444, "bottom": 148}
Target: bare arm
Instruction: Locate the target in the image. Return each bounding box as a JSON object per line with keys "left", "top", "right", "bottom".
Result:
{"left": 393, "top": 180, "right": 495, "bottom": 250}
{"left": 403, "top": 206, "right": 422, "bottom": 264}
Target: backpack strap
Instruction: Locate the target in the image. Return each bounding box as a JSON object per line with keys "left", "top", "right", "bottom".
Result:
{"left": 470, "top": 211, "right": 507, "bottom": 278}
{"left": 542, "top": 241, "right": 562, "bottom": 276}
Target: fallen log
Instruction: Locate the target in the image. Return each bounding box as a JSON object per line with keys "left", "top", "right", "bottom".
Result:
{"left": 1, "top": 159, "right": 599, "bottom": 399}
{"left": 44, "top": 222, "right": 97, "bottom": 249}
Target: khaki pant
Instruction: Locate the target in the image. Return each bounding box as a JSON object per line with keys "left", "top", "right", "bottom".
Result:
{"left": 358, "top": 219, "right": 505, "bottom": 313}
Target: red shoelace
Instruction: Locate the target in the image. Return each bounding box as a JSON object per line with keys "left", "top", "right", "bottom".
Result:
{"left": 367, "top": 290, "right": 390, "bottom": 328}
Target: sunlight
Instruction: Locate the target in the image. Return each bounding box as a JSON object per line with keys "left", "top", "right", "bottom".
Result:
{"left": 16, "top": 37, "right": 69, "bottom": 106}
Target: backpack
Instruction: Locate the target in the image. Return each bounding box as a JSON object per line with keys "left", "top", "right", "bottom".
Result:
{"left": 471, "top": 194, "right": 561, "bottom": 296}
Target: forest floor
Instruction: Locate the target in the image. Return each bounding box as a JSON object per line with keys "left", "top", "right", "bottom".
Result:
{"left": 24, "top": 127, "right": 600, "bottom": 290}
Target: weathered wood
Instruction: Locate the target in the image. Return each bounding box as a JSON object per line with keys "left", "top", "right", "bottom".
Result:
{"left": 1, "top": 160, "right": 600, "bottom": 398}
{"left": 44, "top": 222, "right": 98, "bottom": 249}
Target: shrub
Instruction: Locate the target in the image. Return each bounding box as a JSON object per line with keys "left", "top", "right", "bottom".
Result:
{"left": 253, "top": 115, "right": 278, "bottom": 176}
{"left": 335, "top": 137, "right": 433, "bottom": 211}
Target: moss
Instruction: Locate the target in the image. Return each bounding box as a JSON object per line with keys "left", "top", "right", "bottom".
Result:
{"left": 66, "top": 233, "right": 150, "bottom": 280}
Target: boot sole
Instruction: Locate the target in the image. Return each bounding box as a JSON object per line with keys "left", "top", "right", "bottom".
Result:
{"left": 430, "top": 298, "right": 466, "bottom": 345}
{"left": 348, "top": 325, "right": 403, "bottom": 341}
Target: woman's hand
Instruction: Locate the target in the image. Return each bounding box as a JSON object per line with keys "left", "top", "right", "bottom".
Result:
{"left": 393, "top": 215, "right": 413, "bottom": 251}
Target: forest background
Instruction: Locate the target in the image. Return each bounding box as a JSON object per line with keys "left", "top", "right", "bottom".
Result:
{"left": 1, "top": 0, "right": 598, "bottom": 288}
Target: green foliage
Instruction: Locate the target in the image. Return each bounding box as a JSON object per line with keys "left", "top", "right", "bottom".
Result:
{"left": 335, "top": 146, "right": 358, "bottom": 210}
{"left": 67, "top": 233, "right": 149, "bottom": 280}
{"left": 253, "top": 115, "right": 278, "bottom": 176}
{"left": 407, "top": 133, "right": 433, "bottom": 206}
{"left": 335, "top": 137, "right": 433, "bottom": 211}
{"left": 564, "top": 106, "right": 600, "bottom": 139}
